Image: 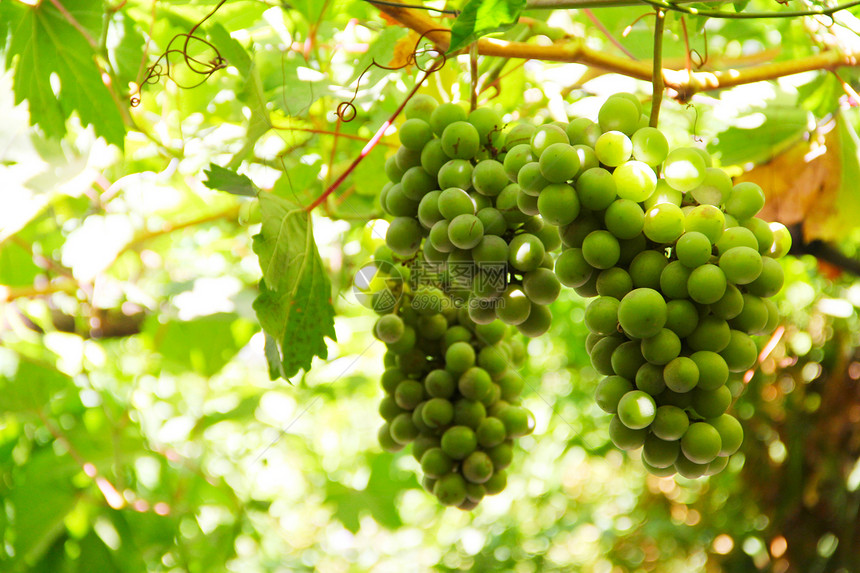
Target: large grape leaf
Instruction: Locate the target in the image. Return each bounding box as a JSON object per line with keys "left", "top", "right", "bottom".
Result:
{"left": 448, "top": 0, "right": 528, "bottom": 53}
{"left": 0, "top": 0, "right": 126, "bottom": 148}
{"left": 252, "top": 193, "right": 336, "bottom": 380}
{"left": 707, "top": 106, "right": 809, "bottom": 167}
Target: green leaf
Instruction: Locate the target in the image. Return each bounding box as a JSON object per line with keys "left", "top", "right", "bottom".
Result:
{"left": 448, "top": 0, "right": 528, "bottom": 53}
{"left": 707, "top": 106, "right": 809, "bottom": 166}
{"left": 251, "top": 193, "right": 336, "bottom": 380}
{"left": 203, "top": 164, "right": 259, "bottom": 197}
{"left": 0, "top": 241, "right": 41, "bottom": 286}
{"left": 1, "top": 1, "right": 126, "bottom": 148}
{"left": 733, "top": 0, "right": 751, "bottom": 12}
{"left": 108, "top": 12, "right": 146, "bottom": 88}
{"left": 292, "top": 0, "right": 329, "bottom": 23}
{"left": 325, "top": 453, "right": 419, "bottom": 533}
{"left": 146, "top": 313, "right": 258, "bottom": 377}
{"left": 207, "top": 23, "right": 252, "bottom": 77}
{"left": 829, "top": 112, "right": 860, "bottom": 239}
{"left": 797, "top": 73, "right": 842, "bottom": 118}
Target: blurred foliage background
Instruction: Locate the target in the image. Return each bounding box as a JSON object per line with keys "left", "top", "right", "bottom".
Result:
{"left": 1, "top": 0, "right": 860, "bottom": 571}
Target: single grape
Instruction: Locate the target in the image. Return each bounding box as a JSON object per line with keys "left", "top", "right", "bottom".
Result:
{"left": 566, "top": 117, "right": 600, "bottom": 146}
{"left": 628, "top": 250, "right": 668, "bottom": 290}
{"left": 576, "top": 167, "right": 617, "bottom": 211}
{"left": 585, "top": 296, "right": 621, "bottom": 336}
{"left": 676, "top": 231, "right": 713, "bottom": 268}
{"left": 555, "top": 248, "right": 594, "bottom": 288}
{"left": 691, "top": 384, "right": 732, "bottom": 418}
{"left": 517, "top": 161, "right": 551, "bottom": 197}
{"left": 690, "top": 351, "right": 729, "bottom": 391}
{"left": 523, "top": 268, "right": 562, "bottom": 305}
{"left": 716, "top": 226, "right": 759, "bottom": 255}
{"left": 644, "top": 180, "right": 682, "bottom": 211}
{"left": 595, "top": 375, "right": 635, "bottom": 413}
{"left": 740, "top": 217, "right": 775, "bottom": 254}
{"left": 508, "top": 233, "right": 546, "bottom": 272}
{"left": 405, "top": 94, "right": 437, "bottom": 120}
{"left": 497, "top": 184, "right": 531, "bottom": 226}
{"left": 438, "top": 187, "right": 476, "bottom": 219}
{"left": 446, "top": 341, "right": 476, "bottom": 373}
{"left": 659, "top": 261, "right": 692, "bottom": 300}
{"left": 430, "top": 102, "right": 468, "bottom": 136}
{"left": 377, "top": 423, "right": 404, "bottom": 452}
{"left": 385, "top": 183, "right": 420, "bottom": 217}
{"left": 573, "top": 144, "right": 599, "bottom": 172}
{"left": 613, "top": 160, "right": 657, "bottom": 202}
{"left": 399, "top": 118, "right": 433, "bottom": 150}
{"left": 375, "top": 314, "right": 405, "bottom": 344}
{"left": 538, "top": 183, "right": 580, "bottom": 226}
{"left": 718, "top": 246, "right": 763, "bottom": 285}
{"left": 395, "top": 145, "right": 423, "bottom": 172}
{"left": 768, "top": 222, "right": 792, "bottom": 258}
{"left": 417, "top": 190, "right": 443, "bottom": 229}
{"left": 605, "top": 199, "right": 645, "bottom": 240}
{"left": 685, "top": 205, "right": 725, "bottom": 244}
{"left": 390, "top": 412, "right": 420, "bottom": 444}
{"left": 617, "top": 390, "right": 657, "bottom": 429}
{"left": 442, "top": 121, "right": 480, "bottom": 159}
{"left": 590, "top": 335, "right": 625, "bottom": 376}
{"left": 663, "top": 147, "right": 707, "bottom": 191}
{"left": 596, "top": 267, "right": 633, "bottom": 300}
{"left": 476, "top": 207, "right": 507, "bottom": 237}
{"left": 453, "top": 398, "right": 487, "bottom": 430}
{"left": 746, "top": 256, "right": 784, "bottom": 297}
{"left": 689, "top": 167, "right": 732, "bottom": 206}
{"left": 484, "top": 469, "right": 508, "bottom": 495}
{"left": 674, "top": 454, "right": 710, "bottom": 479}
{"left": 687, "top": 264, "right": 727, "bottom": 305}
{"left": 730, "top": 293, "right": 769, "bottom": 334}
{"left": 651, "top": 405, "right": 690, "bottom": 441}
{"left": 472, "top": 160, "right": 508, "bottom": 197}
{"left": 631, "top": 126, "right": 669, "bottom": 166}
{"left": 595, "top": 131, "right": 633, "bottom": 167}
{"left": 640, "top": 328, "right": 681, "bottom": 365}
{"left": 617, "top": 288, "right": 667, "bottom": 339}
{"left": 539, "top": 143, "right": 580, "bottom": 182}
{"left": 448, "top": 214, "right": 484, "bottom": 250}
{"left": 385, "top": 154, "right": 405, "bottom": 183}
{"left": 608, "top": 414, "right": 648, "bottom": 450}
{"left": 725, "top": 181, "right": 765, "bottom": 220}
{"left": 517, "top": 187, "right": 540, "bottom": 216}
{"left": 469, "top": 107, "right": 502, "bottom": 146}
{"left": 688, "top": 316, "right": 731, "bottom": 353}
{"left": 530, "top": 124, "right": 569, "bottom": 156}
{"left": 437, "top": 159, "right": 472, "bottom": 191}
{"left": 503, "top": 144, "right": 535, "bottom": 181}
{"left": 386, "top": 216, "right": 423, "bottom": 257}
{"left": 643, "top": 434, "right": 680, "bottom": 468}
{"left": 598, "top": 96, "right": 640, "bottom": 136}
{"left": 582, "top": 230, "right": 621, "bottom": 270}
{"left": 710, "top": 413, "right": 743, "bottom": 456}
{"left": 664, "top": 356, "right": 699, "bottom": 393}
{"left": 459, "top": 367, "right": 493, "bottom": 402}
{"left": 506, "top": 122, "right": 536, "bottom": 148}
{"left": 721, "top": 329, "right": 758, "bottom": 372}
{"left": 434, "top": 472, "right": 468, "bottom": 506}
{"left": 643, "top": 203, "right": 685, "bottom": 244}
{"left": 497, "top": 405, "right": 534, "bottom": 438}
{"left": 681, "top": 422, "right": 722, "bottom": 464}
{"left": 611, "top": 340, "right": 646, "bottom": 380}
{"left": 462, "top": 451, "right": 495, "bottom": 484}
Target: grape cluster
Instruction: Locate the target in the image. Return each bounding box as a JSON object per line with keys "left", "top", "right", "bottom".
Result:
{"left": 373, "top": 288, "right": 534, "bottom": 509}
{"left": 513, "top": 93, "right": 791, "bottom": 478}
{"left": 381, "top": 94, "right": 562, "bottom": 337}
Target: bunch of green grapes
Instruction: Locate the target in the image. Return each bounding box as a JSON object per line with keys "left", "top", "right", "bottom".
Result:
{"left": 518, "top": 93, "right": 792, "bottom": 478}
{"left": 373, "top": 285, "right": 535, "bottom": 509}
{"left": 380, "top": 94, "right": 562, "bottom": 338}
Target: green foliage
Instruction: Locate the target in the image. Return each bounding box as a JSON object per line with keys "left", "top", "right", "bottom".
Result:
{"left": 449, "top": 0, "right": 528, "bottom": 53}
{"left": 203, "top": 163, "right": 258, "bottom": 197}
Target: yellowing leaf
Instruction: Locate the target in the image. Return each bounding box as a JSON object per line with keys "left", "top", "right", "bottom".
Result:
{"left": 389, "top": 32, "right": 419, "bottom": 69}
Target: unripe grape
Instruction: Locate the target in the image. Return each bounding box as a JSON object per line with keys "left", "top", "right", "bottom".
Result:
{"left": 595, "top": 131, "right": 633, "bottom": 167}
{"left": 446, "top": 341, "right": 476, "bottom": 373}
{"left": 595, "top": 375, "right": 634, "bottom": 413}
{"left": 476, "top": 417, "right": 507, "bottom": 448}
{"left": 674, "top": 454, "right": 709, "bottom": 479}
{"left": 503, "top": 144, "right": 535, "bottom": 181}
{"left": 710, "top": 413, "right": 743, "bottom": 456}
{"left": 523, "top": 268, "right": 561, "bottom": 305}
{"left": 585, "top": 296, "right": 621, "bottom": 335}
{"left": 643, "top": 203, "right": 685, "bottom": 243}
{"left": 375, "top": 314, "right": 405, "bottom": 344}
{"left": 517, "top": 188, "right": 540, "bottom": 216}
{"left": 517, "top": 162, "right": 551, "bottom": 197}
{"left": 768, "top": 222, "right": 792, "bottom": 258}
{"left": 426, "top": 369, "right": 456, "bottom": 398}
{"left": 576, "top": 167, "right": 617, "bottom": 211}
{"left": 746, "top": 256, "right": 784, "bottom": 297}
{"left": 438, "top": 159, "right": 473, "bottom": 190}
{"left": 472, "top": 160, "right": 508, "bottom": 196}
{"left": 566, "top": 117, "right": 600, "bottom": 146}
{"left": 716, "top": 226, "right": 758, "bottom": 255}
{"left": 430, "top": 102, "right": 468, "bottom": 135}
{"left": 497, "top": 405, "right": 534, "bottom": 438}
{"left": 385, "top": 153, "right": 405, "bottom": 183}
{"left": 685, "top": 204, "right": 725, "bottom": 244}
{"left": 405, "top": 94, "right": 438, "bottom": 120}
{"left": 469, "top": 107, "right": 502, "bottom": 146}
{"left": 640, "top": 328, "right": 681, "bottom": 365}
{"left": 617, "top": 234, "right": 647, "bottom": 267}
{"left": 378, "top": 423, "right": 404, "bottom": 452}
{"left": 535, "top": 224, "right": 562, "bottom": 252}
{"left": 643, "top": 434, "right": 680, "bottom": 468}
{"left": 422, "top": 397, "right": 454, "bottom": 429}
{"left": 652, "top": 405, "right": 690, "bottom": 441}
{"left": 555, "top": 248, "right": 594, "bottom": 288}
{"left": 462, "top": 451, "right": 495, "bottom": 484}
{"left": 690, "top": 350, "right": 729, "bottom": 391}
{"left": 484, "top": 469, "right": 508, "bottom": 495}
{"left": 628, "top": 250, "right": 669, "bottom": 290}
{"left": 386, "top": 216, "right": 423, "bottom": 257}
{"left": 664, "top": 356, "right": 699, "bottom": 393}
{"left": 676, "top": 231, "right": 713, "bottom": 268}
{"left": 725, "top": 181, "right": 765, "bottom": 220}
{"left": 687, "top": 264, "right": 727, "bottom": 305}
{"left": 438, "top": 187, "right": 476, "bottom": 219}
{"left": 421, "top": 447, "right": 454, "bottom": 478}
{"left": 459, "top": 367, "right": 493, "bottom": 402}
{"left": 731, "top": 293, "right": 768, "bottom": 334}
{"left": 605, "top": 199, "right": 645, "bottom": 240}
{"left": 611, "top": 340, "right": 646, "bottom": 380}
{"left": 609, "top": 414, "right": 647, "bottom": 450}
{"left": 688, "top": 316, "right": 731, "bottom": 352}
{"left": 659, "top": 261, "right": 692, "bottom": 300}
{"left": 613, "top": 160, "right": 657, "bottom": 202}
{"left": 582, "top": 230, "right": 621, "bottom": 270}
{"left": 590, "top": 335, "right": 624, "bottom": 376}
{"left": 496, "top": 184, "right": 531, "bottom": 226}
{"left": 496, "top": 286, "right": 532, "bottom": 326}
{"left": 476, "top": 207, "right": 506, "bottom": 237}
{"left": 718, "top": 246, "right": 763, "bottom": 285}
{"left": 618, "top": 288, "right": 667, "bottom": 339}
{"left": 596, "top": 267, "right": 633, "bottom": 300}
{"left": 617, "top": 390, "right": 657, "bottom": 429}
{"left": 631, "top": 126, "right": 669, "bottom": 166}
{"left": 690, "top": 167, "right": 732, "bottom": 206}
{"left": 390, "top": 412, "right": 420, "bottom": 444}
{"left": 681, "top": 422, "right": 722, "bottom": 464}
{"left": 663, "top": 147, "right": 706, "bottom": 191}
{"left": 691, "top": 384, "right": 732, "bottom": 419}
{"left": 434, "top": 472, "right": 468, "bottom": 506}
{"left": 399, "top": 118, "right": 433, "bottom": 150}
{"left": 644, "top": 180, "right": 682, "bottom": 211}
{"left": 385, "top": 183, "right": 420, "bottom": 217}
{"left": 598, "top": 96, "right": 640, "bottom": 136}
{"left": 448, "top": 214, "right": 484, "bottom": 250}
{"left": 442, "top": 121, "right": 480, "bottom": 159}
{"left": 508, "top": 233, "right": 546, "bottom": 272}
{"left": 721, "top": 329, "right": 758, "bottom": 372}
{"left": 506, "top": 122, "right": 536, "bottom": 148}
{"left": 539, "top": 142, "right": 580, "bottom": 182}
{"left": 530, "top": 124, "right": 569, "bottom": 156}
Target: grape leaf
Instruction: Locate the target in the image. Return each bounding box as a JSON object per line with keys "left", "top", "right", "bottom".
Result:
{"left": 448, "top": 0, "right": 528, "bottom": 53}
{"left": 252, "top": 193, "right": 336, "bottom": 380}
{"left": 203, "top": 164, "right": 259, "bottom": 197}
{"left": 0, "top": 1, "right": 126, "bottom": 148}
{"left": 707, "top": 106, "right": 809, "bottom": 166}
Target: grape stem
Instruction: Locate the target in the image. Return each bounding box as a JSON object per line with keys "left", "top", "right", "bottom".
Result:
{"left": 371, "top": 0, "right": 860, "bottom": 100}
{"left": 305, "top": 65, "right": 438, "bottom": 212}
{"left": 649, "top": 9, "right": 665, "bottom": 128}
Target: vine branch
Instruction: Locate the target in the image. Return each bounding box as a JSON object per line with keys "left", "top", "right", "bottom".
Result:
{"left": 650, "top": 9, "right": 665, "bottom": 127}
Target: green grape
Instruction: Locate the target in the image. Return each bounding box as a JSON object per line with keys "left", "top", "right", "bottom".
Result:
{"left": 441, "top": 425, "right": 478, "bottom": 460}
{"left": 731, "top": 293, "right": 768, "bottom": 334}
{"left": 642, "top": 458, "right": 678, "bottom": 477}
{"left": 430, "top": 102, "right": 468, "bottom": 136}
{"left": 582, "top": 230, "right": 621, "bottom": 270}
{"left": 453, "top": 398, "right": 487, "bottom": 429}
{"left": 705, "top": 455, "right": 730, "bottom": 476}
{"left": 586, "top": 332, "right": 603, "bottom": 354}
{"left": 641, "top": 328, "right": 681, "bottom": 365}
{"left": 517, "top": 161, "right": 551, "bottom": 196}
{"left": 690, "top": 351, "right": 729, "bottom": 391}
{"left": 469, "top": 107, "right": 502, "bottom": 146}
{"left": 644, "top": 180, "right": 682, "bottom": 211}
{"left": 710, "top": 283, "right": 744, "bottom": 320}
{"left": 576, "top": 167, "right": 617, "bottom": 211}
{"left": 496, "top": 184, "right": 531, "bottom": 226}
{"left": 739, "top": 217, "right": 775, "bottom": 254}
{"left": 446, "top": 341, "right": 476, "bottom": 373}
{"left": 458, "top": 367, "right": 493, "bottom": 402}
{"left": 385, "top": 183, "right": 420, "bottom": 217}
{"left": 468, "top": 300, "right": 497, "bottom": 325}
{"left": 399, "top": 348, "right": 426, "bottom": 375}
{"left": 617, "top": 390, "right": 657, "bottom": 430}
{"left": 434, "top": 472, "right": 468, "bottom": 506}
{"left": 628, "top": 250, "right": 668, "bottom": 290}
{"left": 691, "top": 147, "right": 713, "bottom": 167}
{"left": 496, "top": 286, "right": 532, "bottom": 325}
{"left": 590, "top": 336, "right": 625, "bottom": 375}
{"left": 399, "top": 118, "right": 434, "bottom": 150}
{"left": 618, "top": 288, "right": 667, "bottom": 339}
{"left": 438, "top": 187, "right": 476, "bottom": 219}
{"left": 539, "top": 143, "right": 580, "bottom": 183}
{"left": 631, "top": 126, "right": 669, "bottom": 166}
{"left": 477, "top": 417, "right": 507, "bottom": 448}
{"left": 496, "top": 371, "right": 524, "bottom": 402}
{"left": 535, "top": 224, "right": 562, "bottom": 252}
{"left": 497, "top": 405, "right": 534, "bottom": 438}
{"left": 395, "top": 145, "right": 423, "bottom": 172}
{"left": 530, "top": 124, "right": 569, "bottom": 156}
{"left": 595, "top": 131, "right": 633, "bottom": 167}
{"left": 608, "top": 414, "right": 648, "bottom": 450}
{"left": 381, "top": 368, "right": 406, "bottom": 394}
{"left": 422, "top": 397, "right": 454, "bottom": 429}
{"left": 379, "top": 395, "right": 405, "bottom": 422}
{"left": 596, "top": 267, "right": 633, "bottom": 300}
{"left": 429, "top": 220, "right": 455, "bottom": 252}
{"left": 721, "top": 329, "right": 757, "bottom": 372}
{"left": 484, "top": 469, "right": 508, "bottom": 495}
{"left": 421, "top": 447, "right": 454, "bottom": 478}
{"left": 719, "top": 246, "right": 763, "bottom": 285}
{"left": 598, "top": 96, "right": 640, "bottom": 136}
{"left": 725, "top": 181, "right": 765, "bottom": 220}
{"left": 538, "top": 183, "right": 580, "bottom": 226}
{"left": 595, "top": 375, "right": 634, "bottom": 413}
{"left": 690, "top": 167, "right": 732, "bottom": 206}
{"left": 566, "top": 117, "right": 600, "bottom": 146}
{"left": 664, "top": 356, "right": 699, "bottom": 393}
{"left": 611, "top": 340, "right": 646, "bottom": 380}
{"left": 611, "top": 92, "right": 643, "bottom": 114}
{"left": 768, "top": 222, "right": 792, "bottom": 258}
{"left": 687, "top": 316, "right": 731, "bottom": 352}
{"left": 418, "top": 190, "right": 444, "bottom": 229}
{"left": 635, "top": 362, "right": 666, "bottom": 395}
{"left": 448, "top": 214, "right": 484, "bottom": 250}
{"left": 663, "top": 147, "right": 707, "bottom": 191}
{"left": 503, "top": 144, "right": 535, "bottom": 181}
{"left": 472, "top": 160, "right": 508, "bottom": 197}
{"left": 385, "top": 153, "right": 405, "bottom": 182}
{"left": 746, "top": 256, "right": 784, "bottom": 297}
{"left": 674, "top": 454, "right": 709, "bottom": 479}
{"left": 585, "top": 296, "right": 620, "bottom": 336}
{"left": 716, "top": 226, "right": 758, "bottom": 255}
{"left": 643, "top": 434, "right": 680, "bottom": 468}
{"left": 475, "top": 207, "right": 506, "bottom": 237}
{"left": 405, "top": 94, "right": 438, "bottom": 119}
{"left": 555, "top": 248, "right": 594, "bottom": 288}
{"left": 412, "top": 434, "right": 441, "bottom": 463}
{"left": 651, "top": 405, "right": 690, "bottom": 441}
{"left": 574, "top": 144, "right": 599, "bottom": 172}
{"left": 426, "top": 369, "right": 456, "bottom": 398}
{"left": 613, "top": 160, "right": 657, "bottom": 202}
{"left": 681, "top": 422, "right": 721, "bottom": 464}
{"left": 618, "top": 234, "right": 647, "bottom": 267}
{"left": 691, "top": 384, "right": 732, "bottom": 418}
{"left": 444, "top": 326, "right": 473, "bottom": 349}
{"left": 386, "top": 216, "right": 423, "bottom": 257}
{"left": 676, "top": 231, "right": 713, "bottom": 268}
{"left": 472, "top": 235, "right": 509, "bottom": 267}
{"left": 685, "top": 204, "right": 725, "bottom": 244}
{"left": 604, "top": 199, "right": 644, "bottom": 240}
{"left": 523, "top": 268, "right": 561, "bottom": 305}
{"left": 437, "top": 159, "right": 472, "bottom": 190}
{"left": 390, "top": 412, "right": 420, "bottom": 444}
{"left": 375, "top": 314, "right": 405, "bottom": 344}
{"left": 462, "top": 451, "right": 495, "bottom": 484}
{"left": 687, "top": 263, "right": 727, "bottom": 305}
{"left": 710, "top": 413, "right": 743, "bottom": 456}
{"left": 475, "top": 319, "right": 507, "bottom": 345}
{"left": 508, "top": 233, "right": 546, "bottom": 272}
{"left": 643, "top": 203, "right": 685, "bottom": 243}
{"left": 378, "top": 423, "right": 404, "bottom": 452}
{"left": 659, "top": 261, "right": 692, "bottom": 300}
{"left": 442, "top": 121, "right": 480, "bottom": 159}
{"left": 573, "top": 271, "right": 599, "bottom": 298}
{"left": 517, "top": 187, "right": 540, "bottom": 216}
{"left": 506, "top": 122, "right": 536, "bottom": 148}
